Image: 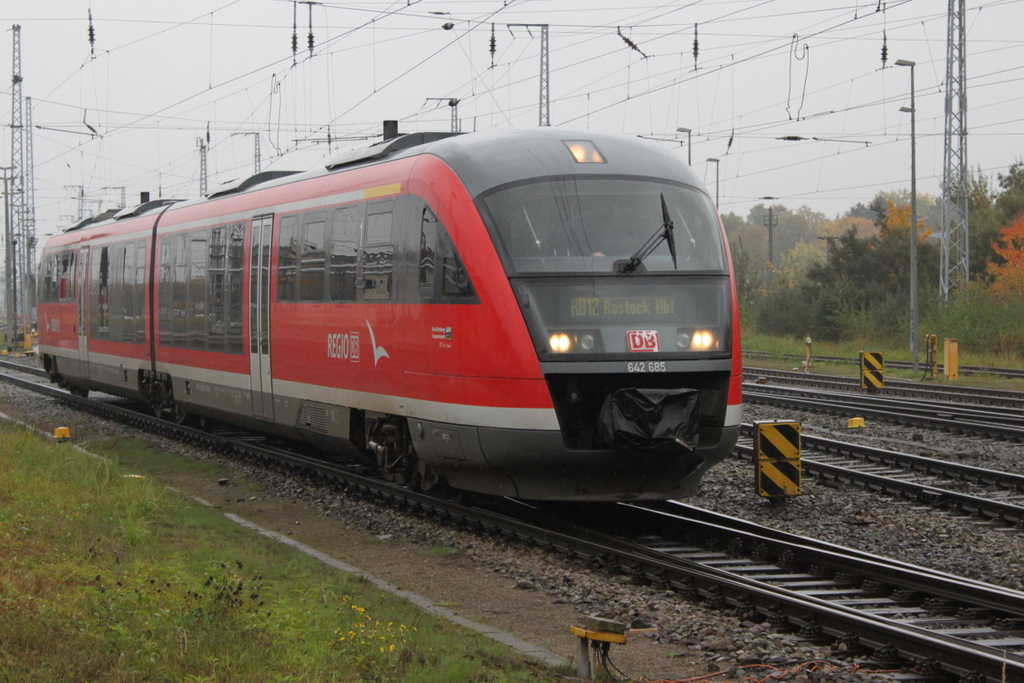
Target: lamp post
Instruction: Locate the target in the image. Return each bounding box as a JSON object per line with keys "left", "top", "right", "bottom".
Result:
{"left": 676, "top": 127, "right": 692, "bottom": 166}
{"left": 896, "top": 58, "right": 919, "bottom": 374}
{"left": 707, "top": 157, "right": 720, "bottom": 207}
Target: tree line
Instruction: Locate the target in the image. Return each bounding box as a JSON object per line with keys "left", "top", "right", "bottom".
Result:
{"left": 726, "top": 161, "right": 1024, "bottom": 356}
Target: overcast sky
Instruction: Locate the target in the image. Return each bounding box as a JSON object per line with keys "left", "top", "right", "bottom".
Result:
{"left": 2, "top": 0, "right": 1022, "bottom": 240}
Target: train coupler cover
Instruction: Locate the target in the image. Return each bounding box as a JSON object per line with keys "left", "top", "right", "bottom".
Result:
{"left": 597, "top": 387, "right": 699, "bottom": 454}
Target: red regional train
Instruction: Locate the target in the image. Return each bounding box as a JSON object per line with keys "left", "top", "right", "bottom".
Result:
{"left": 37, "top": 126, "right": 742, "bottom": 501}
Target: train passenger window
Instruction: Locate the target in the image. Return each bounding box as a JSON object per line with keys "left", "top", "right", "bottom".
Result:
{"left": 227, "top": 223, "right": 245, "bottom": 353}
{"left": 159, "top": 240, "right": 172, "bottom": 345}
{"left": 329, "top": 205, "right": 362, "bottom": 302}
{"left": 300, "top": 213, "right": 327, "bottom": 301}
{"left": 441, "top": 231, "right": 475, "bottom": 299}
{"left": 419, "top": 208, "right": 438, "bottom": 301}
{"left": 362, "top": 204, "right": 394, "bottom": 301}
{"left": 121, "top": 243, "right": 136, "bottom": 342}
{"left": 188, "top": 230, "right": 208, "bottom": 350}
{"left": 277, "top": 215, "right": 298, "bottom": 301}
{"left": 58, "top": 251, "right": 76, "bottom": 302}
{"left": 109, "top": 245, "right": 126, "bottom": 341}
{"left": 92, "top": 247, "right": 110, "bottom": 337}
{"left": 208, "top": 226, "right": 227, "bottom": 351}
{"left": 134, "top": 241, "right": 147, "bottom": 343}
{"left": 172, "top": 233, "right": 188, "bottom": 347}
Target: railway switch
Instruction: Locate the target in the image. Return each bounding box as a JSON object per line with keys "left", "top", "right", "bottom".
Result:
{"left": 754, "top": 421, "right": 801, "bottom": 499}
{"left": 571, "top": 615, "right": 627, "bottom": 680}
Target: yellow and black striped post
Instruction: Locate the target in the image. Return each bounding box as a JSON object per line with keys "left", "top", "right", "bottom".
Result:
{"left": 859, "top": 351, "right": 884, "bottom": 390}
{"left": 754, "top": 420, "right": 801, "bottom": 498}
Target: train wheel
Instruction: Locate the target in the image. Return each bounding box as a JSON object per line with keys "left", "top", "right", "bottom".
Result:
{"left": 368, "top": 418, "right": 417, "bottom": 485}
{"left": 69, "top": 386, "right": 89, "bottom": 398}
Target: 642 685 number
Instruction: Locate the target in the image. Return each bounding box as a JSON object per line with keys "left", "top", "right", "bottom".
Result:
{"left": 627, "top": 361, "right": 666, "bottom": 373}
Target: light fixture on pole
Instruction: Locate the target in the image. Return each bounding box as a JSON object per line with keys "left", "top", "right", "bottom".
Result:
{"left": 706, "top": 157, "right": 720, "bottom": 207}
{"left": 896, "top": 58, "right": 919, "bottom": 374}
{"left": 676, "top": 127, "right": 692, "bottom": 166}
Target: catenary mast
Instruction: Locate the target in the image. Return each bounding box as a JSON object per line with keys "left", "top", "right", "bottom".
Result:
{"left": 941, "top": 0, "right": 969, "bottom": 300}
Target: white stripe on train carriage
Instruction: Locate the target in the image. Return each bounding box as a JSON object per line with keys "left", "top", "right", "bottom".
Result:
{"left": 146, "top": 362, "right": 560, "bottom": 431}
{"left": 275, "top": 378, "right": 561, "bottom": 431}
{"left": 724, "top": 403, "right": 743, "bottom": 427}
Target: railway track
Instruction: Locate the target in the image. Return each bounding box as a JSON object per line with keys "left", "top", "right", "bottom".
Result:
{"left": 0, "top": 360, "right": 1021, "bottom": 681}
{"left": 737, "top": 424, "right": 1024, "bottom": 529}
{"left": 744, "top": 350, "right": 1024, "bottom": 380}
{"left": 745, "top": 366, "right": 1024, "bottom": 408}
{"left": 553, "top": 501, "right": 1024, "bottom": 667}
{"left": 744, "top": 382, "right": 1024, "bottom": 441}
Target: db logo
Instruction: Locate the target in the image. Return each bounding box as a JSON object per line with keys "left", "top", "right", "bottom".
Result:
{"left": 627, "top": 330, "right": 660, "bottom": 352}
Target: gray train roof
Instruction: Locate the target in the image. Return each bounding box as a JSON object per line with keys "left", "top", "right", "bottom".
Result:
{"left": 390, "top": 128, "right": 707, "bottom": 199}
{"left": 57, "top": 129, "right": 708, "bottom": 235}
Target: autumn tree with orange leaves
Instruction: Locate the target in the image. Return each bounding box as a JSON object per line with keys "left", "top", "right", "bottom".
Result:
{"left": 987, "top": 211, "right": 1024, "bottom": 296}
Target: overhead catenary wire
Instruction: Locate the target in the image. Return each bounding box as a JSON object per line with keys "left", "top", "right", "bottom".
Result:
{"left": 14, "top": 0, "right": 1023, "bottom": 228}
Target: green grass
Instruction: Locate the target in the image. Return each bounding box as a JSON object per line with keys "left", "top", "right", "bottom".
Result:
{"left": 0, "top": 423, "right": 557, "bottom": 682}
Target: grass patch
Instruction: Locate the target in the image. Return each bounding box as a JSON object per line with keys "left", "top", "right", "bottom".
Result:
{"left": 0, "top": 423, "right": 554, "bottom": 682}
{"left": 424, "top": 546, "right": 463, "bottom": 559}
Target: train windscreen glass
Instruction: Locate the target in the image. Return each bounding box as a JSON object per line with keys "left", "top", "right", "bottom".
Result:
{"left": 482, "top": 177, "right": 726, "bottom": 274}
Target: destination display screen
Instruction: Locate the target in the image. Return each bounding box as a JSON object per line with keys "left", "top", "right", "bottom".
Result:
{"left": 512, "top": 276, "right": 731, "bottom": 358}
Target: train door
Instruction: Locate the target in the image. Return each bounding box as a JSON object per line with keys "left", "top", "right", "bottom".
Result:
{"left": 76, "top": 246, "right": 90, "bottom": 378}
{"left": 249, "top": 215, "right": 275, "bottom": 419}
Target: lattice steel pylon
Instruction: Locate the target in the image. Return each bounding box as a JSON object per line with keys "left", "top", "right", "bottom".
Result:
{"left": 8, "top": 24, "right": 25, "bottom": 339}
{"left": 508, "top": 24, "right": 549, "bottom": 126}
{"left": 197, "top": 137, "right": 208, "bottom": 197}
{"left": 941, "top": 0, "right": 969, "bottom": 300}
{"left": 21, "top": 95, "right": 35, "bottom": 327}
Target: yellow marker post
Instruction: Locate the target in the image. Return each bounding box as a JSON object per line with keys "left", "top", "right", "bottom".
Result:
{"left": 859, "top": 351, "right": 884, "bottom": 390}
{"left": 944, "top": 339, "right": 959, "bottom": 380}
{"left": 571, "top": 616, "right": 627, "bottom": 680}
{"left": 754, "top": 420, "right": 802, "bottom": 498}
{"left": 53, "top": 427, "right": 71, "bottom": 442}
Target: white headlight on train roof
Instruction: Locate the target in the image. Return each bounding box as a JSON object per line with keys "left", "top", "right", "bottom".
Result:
{"left": 549, "top": 333, "right": 572, "bottom": 353}
{"left": 690, "top": 330, "right": 715, "bottom": 351}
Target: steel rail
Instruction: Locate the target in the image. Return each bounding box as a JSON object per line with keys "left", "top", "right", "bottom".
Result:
{"left": 794, "top": 430, "right": 1024, "bottom": 494}
{"left": 743, "top": 351, "right": 1024, "bottom": 380}
{"left": 745, "top": 366, "right": 1024, "bottom": 407}
{"left": 0, "top": 370, "right": 1021, "bottom": 680}
{"left": 744, "top": 386, "right": 1024, "bottom": 441}
{"left": 746, "top": 383, "right": 1024, "bottom": 428}
{"left": 735, "top": 439, "right": 1024, "bottom": 529}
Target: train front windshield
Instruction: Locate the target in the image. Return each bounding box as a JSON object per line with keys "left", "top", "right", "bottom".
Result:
{"left": 481, "top": 177, "right": 726, "bottom": 274}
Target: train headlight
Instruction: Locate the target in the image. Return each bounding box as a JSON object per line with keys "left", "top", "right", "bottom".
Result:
{"left": 580, "top": 333, "right": 596, "bottom": 351}
{"left": 676, "top": 332, "right": 690, "bottom": 350}
{"left": 690, "top": 330, "right": 715, "bottom": 351}
{"left": 549, "top": 333, "right": 572, "bottom": 353}
{"left": 562, "top": 140, "right": 606, "bottom": 164}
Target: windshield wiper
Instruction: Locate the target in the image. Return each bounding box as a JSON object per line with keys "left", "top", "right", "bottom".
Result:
{"left": 616, "top": 194, "right": 677, "bottom": 274}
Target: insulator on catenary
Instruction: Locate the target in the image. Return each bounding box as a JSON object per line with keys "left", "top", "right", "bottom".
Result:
{"left": 881, "top": 30, "right": 888, "bottom": 66}
{"left": 88, "top": 9, "right": 96, "bottom": 56}
{"left": 692, "top": 23, "right": 699, "bottom": 69}
{"left": 489, "top": 23, "right": 496, "bottom": 68}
